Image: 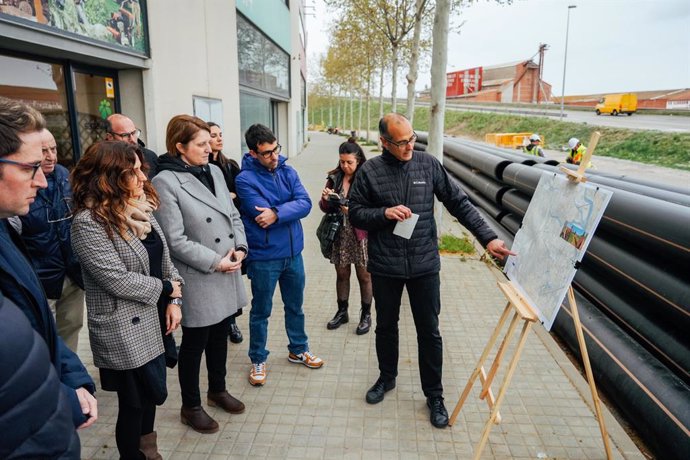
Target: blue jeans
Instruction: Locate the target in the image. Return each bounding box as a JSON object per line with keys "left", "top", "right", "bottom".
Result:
{"left": 247, "top": 255, "right": 309, "bottom": 364}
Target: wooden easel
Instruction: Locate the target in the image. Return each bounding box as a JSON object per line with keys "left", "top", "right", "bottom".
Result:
{"left": 449, "top": 132, "right": 614, "bottom": 459}
{"left": 448, "top": 281, "right": 538, "bottom": 459}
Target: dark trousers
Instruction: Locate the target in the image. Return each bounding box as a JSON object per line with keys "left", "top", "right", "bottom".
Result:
{"left": 115, "top": 390, "right": 155, "bottom": 460}
{"left": 178, "top": 316, "right": 231, "bottom": 407}
{"left": 372, "top": 273, "right": 443, "bottom": 397}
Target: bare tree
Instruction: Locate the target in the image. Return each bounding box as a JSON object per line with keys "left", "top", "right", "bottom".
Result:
{"left": 405, "top": 0, "right": 433, "bottom": 123}
{"left": 428, "top": 0, "right": 451, "bottom": 231}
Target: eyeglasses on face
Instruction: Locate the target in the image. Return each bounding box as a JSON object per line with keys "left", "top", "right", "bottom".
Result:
{"left": 256, "top": 144, "right": 282, "bottom": 158}
{"left": 110, "top": 128, "right": 141, "bottom": 140}
{"left": 0, "top": 158, "right": 43, "bottom": 179}
{"left": 384, "top": 132, "right": 418, "bottom": 148}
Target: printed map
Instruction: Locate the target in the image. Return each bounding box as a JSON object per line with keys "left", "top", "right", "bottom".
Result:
{"left": 504, "top": 172, "right": 612, "bottom": 330}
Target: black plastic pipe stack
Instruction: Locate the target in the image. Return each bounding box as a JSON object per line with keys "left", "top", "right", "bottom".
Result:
{"left": 415, "top": 136, "right": 690, "bottom": 459}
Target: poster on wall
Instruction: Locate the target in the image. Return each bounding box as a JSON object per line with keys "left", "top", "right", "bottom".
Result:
{"left": 0, "top": 0, "right": 148, "bottom": 55}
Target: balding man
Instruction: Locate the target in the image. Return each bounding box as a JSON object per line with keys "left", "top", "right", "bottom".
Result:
{"left": 105, "top": 113, "right": 159, "bottom": 177}
{"left": 0, "top": 98, "right": 97, "bottom": 437}
{"left": 18, "top": 129, "right": 85, "bottom": 352}
{"left": 349, "top": 113, "right": 515, "bottom": 429}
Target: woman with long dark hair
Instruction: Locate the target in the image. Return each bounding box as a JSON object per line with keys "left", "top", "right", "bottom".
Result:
{"left": 207, "top": 121, "right": 244, "bottom": 344}
{"left": 320, "top": 138, "right": 373, "bottom": 335}
{"left": 71, "top": 141, "right": 183, "bottom": 459}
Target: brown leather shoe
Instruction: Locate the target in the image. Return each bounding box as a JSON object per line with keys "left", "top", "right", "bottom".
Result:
{"left": 208, "top": 390, "right": 246, "bottom": 414}
{"left": 180, "top": 406, "right": 219, "bottom": 434}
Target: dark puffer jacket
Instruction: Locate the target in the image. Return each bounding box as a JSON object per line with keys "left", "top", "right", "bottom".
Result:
{"left": 349, "top": 149, "right": 497, "bottom": 278}
{"left": 18, "top": 164, "right": 82, "bottom": 299}
{"left": 0, "top": 292, "right": 81, "bottom": 459}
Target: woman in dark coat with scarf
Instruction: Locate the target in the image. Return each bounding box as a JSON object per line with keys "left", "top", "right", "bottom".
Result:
{"left": 208, "top": 121, "right": 244, "bottom": 344}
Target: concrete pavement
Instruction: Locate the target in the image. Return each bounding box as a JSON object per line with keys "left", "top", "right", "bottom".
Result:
{"left": 77, "top": 131, "right": 644, "bottom": 459}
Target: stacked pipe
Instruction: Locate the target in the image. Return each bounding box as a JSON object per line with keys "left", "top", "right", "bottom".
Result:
{"left": 415, "top": 132, "right": 690, "bottom": 459}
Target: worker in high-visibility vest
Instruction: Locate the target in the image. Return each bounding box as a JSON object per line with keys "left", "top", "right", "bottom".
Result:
{"left": 522, "top": 134, "right": 545, "bottom": 157}
{"left": 566, "top": 137, "right": 593, "bottom": 168}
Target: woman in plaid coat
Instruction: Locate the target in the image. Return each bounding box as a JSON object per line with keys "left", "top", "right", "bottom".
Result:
{"left": 71, "top": 141, "right": 183, "bottom": 460}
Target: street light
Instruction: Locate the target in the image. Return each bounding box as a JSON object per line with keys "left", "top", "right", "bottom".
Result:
{"left": 560, "top": 5, "right": 577, "bottom": 119}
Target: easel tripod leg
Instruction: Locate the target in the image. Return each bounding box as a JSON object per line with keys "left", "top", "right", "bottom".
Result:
{"left": 567, "top": 287, "right": 613, "bottom": 460}
{"left": 449, "top": 302, "right": 512, "bottom": 426}
{"left": 473, "top": 321, "right": 533, "bottom": 460}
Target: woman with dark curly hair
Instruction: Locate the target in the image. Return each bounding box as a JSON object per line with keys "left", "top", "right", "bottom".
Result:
{"left": 70, "top": 141, "right": 183, "bottom": 459}
{"left": 319, "top": 139, "right": 373, "bottom": 335}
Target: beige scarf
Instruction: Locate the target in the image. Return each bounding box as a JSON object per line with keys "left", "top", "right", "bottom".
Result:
{"left": 123, "top": 196, "right": 156, "bottom": 240}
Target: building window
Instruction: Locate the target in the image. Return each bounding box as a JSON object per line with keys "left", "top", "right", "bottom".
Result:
{"left": 0, "top": 52, "right": 119, "bottom": 166}
{"left": 236, "top": 14, "right": 290, "bottom": 99}
{"left": 193, "top": 96, "right": 223, "bottom": 125}
{"left": 0, "top": 54, "right": 75, "bottom": 165}
{"left": 239, "top": 91, "right": 274, "bottom": 152}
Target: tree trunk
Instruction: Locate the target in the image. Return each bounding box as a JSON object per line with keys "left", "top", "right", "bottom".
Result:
{"left": 366, "top": 93, "right": 371, "bottom": 142}
{"left": 337, "top": 94, "right": 342, "bottom": 129}
{"left": 378, "top": 67, "right": 385, "bottom": 120}
{"left": 406, "top": 0, "right": 425, "bottom": 124}
{"left": 428, "top": 0, "right": 450, "bottom": 236}
{"left": 358, "top": 92, "right": 363, "bottom": 138}
{"left": 391, "top": 43, "right": 399, "bottom": 113}
{"left": 349, "top": 89, "right": 354, "bottom": 133}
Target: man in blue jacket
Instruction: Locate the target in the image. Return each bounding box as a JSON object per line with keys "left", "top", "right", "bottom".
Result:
{"left": 0, "top": 291, "right": 81, "bottom": 459}
{"left": 0, "top": 98, "right": 97, "bottom": 431}
{"left": 18, "top": 128, "right": 84, "bottom": 352}
{"left": 236, "top": 124, "right": 324, "bottom": 386}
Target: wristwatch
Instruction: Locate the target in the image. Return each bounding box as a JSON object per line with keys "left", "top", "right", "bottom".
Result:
{"left": 169, "top": 298, "right": 183, "bottom": 306}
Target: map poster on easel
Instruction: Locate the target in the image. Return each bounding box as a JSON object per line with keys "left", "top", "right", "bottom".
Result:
{"left": 504, "top": 172, "right": 612, "bottom": 331}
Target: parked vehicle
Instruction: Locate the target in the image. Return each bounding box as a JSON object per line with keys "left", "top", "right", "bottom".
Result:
{"left": 595, "top": 93, "right": 638, "bottom": 116}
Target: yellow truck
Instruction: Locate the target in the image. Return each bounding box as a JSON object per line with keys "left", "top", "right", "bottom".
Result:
{"left": 595, "top": 93, "right": 638, "bottom": 116}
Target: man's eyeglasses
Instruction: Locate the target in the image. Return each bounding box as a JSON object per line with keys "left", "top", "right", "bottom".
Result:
{"left": 384, "top": 132, "right": 418, "bottom": 148}
{"left": 0, "top": 158, "right": 43, "bottom": 179}
{"left": 256, "top": 144, "right": 282, "bottom": 158}
{"left": 109, "top": 129, "right": 141, "bottom": 140}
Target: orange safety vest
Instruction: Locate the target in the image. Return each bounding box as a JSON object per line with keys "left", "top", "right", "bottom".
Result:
{"left": 569, "top": 145, "right": 586, "bottom": 164}
{"left": 568, "top": 145, "right": 593, "bottom": 168}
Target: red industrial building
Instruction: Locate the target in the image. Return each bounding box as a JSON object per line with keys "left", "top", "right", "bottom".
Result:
{"left": 444, "top": 58, "right": 552, "bottom": 104}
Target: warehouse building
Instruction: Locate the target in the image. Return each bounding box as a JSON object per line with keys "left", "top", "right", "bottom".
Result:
{"left": 443, "top": 56, "right": 552, "bottom": 104}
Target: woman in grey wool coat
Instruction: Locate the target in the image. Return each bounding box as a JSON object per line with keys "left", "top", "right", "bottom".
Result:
{"left": 152, "top": 114, "right": 248, "bottom": 434}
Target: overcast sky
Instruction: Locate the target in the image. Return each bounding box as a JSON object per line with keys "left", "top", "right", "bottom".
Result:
{"left": 306, "top": 0, "right": 690, "bottom": 96}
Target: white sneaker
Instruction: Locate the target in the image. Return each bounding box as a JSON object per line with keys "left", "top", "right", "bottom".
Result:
{"left": 288, "top": 351, "right": 324, "bottom": 369}
{"left": 249, "top": 362, "right": 266, "bottom": 386}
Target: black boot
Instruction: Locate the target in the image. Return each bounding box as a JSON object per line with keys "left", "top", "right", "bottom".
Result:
{"left": 356, "top": 303, "right": 371, "bottom": 335}
{"left": 327, "top": 300, "right": 349, "bottom": 330}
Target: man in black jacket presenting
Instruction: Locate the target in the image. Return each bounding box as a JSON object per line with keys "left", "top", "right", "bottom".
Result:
{"left": 349, "top": 113, "right": 514, "bottom": 428}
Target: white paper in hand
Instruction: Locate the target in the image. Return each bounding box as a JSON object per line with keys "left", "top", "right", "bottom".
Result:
{"left": 393, "top": 213, "right": 419, "bottom": 239}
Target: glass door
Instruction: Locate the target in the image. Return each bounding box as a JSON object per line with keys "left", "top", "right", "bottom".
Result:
{"left": 71, "top": 67, "right": 119, "bottom": 155}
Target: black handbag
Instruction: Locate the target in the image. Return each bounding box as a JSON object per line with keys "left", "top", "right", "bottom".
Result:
{"left": 316, "top": 212, "right": 342, "bottom": 258}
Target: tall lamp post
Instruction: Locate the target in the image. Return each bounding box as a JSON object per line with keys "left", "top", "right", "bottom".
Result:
{"left": 560, "top": 5, "right": 577, "bottom": 119}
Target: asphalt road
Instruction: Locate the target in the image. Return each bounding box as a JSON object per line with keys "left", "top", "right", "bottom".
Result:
{"left": 432, "top": 101, "right": 690, "bottom": 133}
